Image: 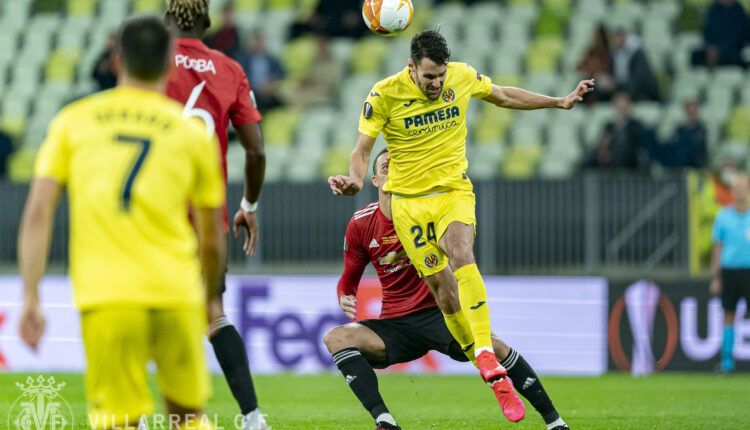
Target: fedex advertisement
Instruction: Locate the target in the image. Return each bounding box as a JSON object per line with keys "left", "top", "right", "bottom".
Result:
{"left": 0, "top": 275, "right": 608, "bottom": 375}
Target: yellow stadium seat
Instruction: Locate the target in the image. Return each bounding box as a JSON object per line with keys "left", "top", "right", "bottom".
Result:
{"left": 2, "top": 116, "right": 27, "bottom": 140}
{"left": 542, "top": 0, "right": 571, "bottom": 13}
{"left": 133, "top": 0, "right": 164, "bottom": 13}
{"left": 261, "top": 108, "right": 300, "bottom": 147}
{"left": 267, "top": 0, "right": 295, "bottom": 10}
{"left": 501, "top": 142, "right": 542, "bottom": 179}
{"left": 234, "top": 0, "right": 263, "bottom": 12}
{"left": 491, "top": 73, "right": 521, "bottom": 88}
{"left": 45, "top": 50, "right": 80, "bottom": 83}
{"left": 8, "top": 148, "right": 36, "bottom": 183}
{"left": 67, "top": 0, "right": 96, "bottom": 16}
{"left": 281, "top": 36, "right": 317, "bottom": 79}
{"left": 475, "top": 106, "right": 513, "bottom": 144}
{"left": 726, "top": 106, "right": 750, "bottom": 142}
{"left": 351, "top": 37, "right": 389, "bottom": 75}
{"left": 526, "top": 36, "right": 564, "bottom": 73}
{"left": 321, "top": 145, "right": 352, "bottom": 179}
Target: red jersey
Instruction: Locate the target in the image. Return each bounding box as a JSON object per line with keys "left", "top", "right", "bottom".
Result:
{"left": 337, "top": 202, "right": 437, "bottom": 319}
{"left": 166, "top": 38, "right": 262, "bottom": 180}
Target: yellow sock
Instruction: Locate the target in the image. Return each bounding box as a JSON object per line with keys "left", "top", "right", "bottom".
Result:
{"left": 454, "top": 264, "right": 493, "bottom": 355}
{"left": 443, "top": 309, "right": 478, "bottom": 366}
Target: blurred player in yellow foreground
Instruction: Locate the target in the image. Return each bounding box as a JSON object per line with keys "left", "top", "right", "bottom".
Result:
{"left": 18, "top": 16, "right": 225, "bottom": 429}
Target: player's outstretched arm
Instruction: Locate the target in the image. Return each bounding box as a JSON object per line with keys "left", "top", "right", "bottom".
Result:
{"left": 328, "top": 133, "right": 376, "bottom": 196}
{"left": 195, "top": 206, "right": 227, "bottom": 301}
{"left": 233, "top": 122, "right": 265, "bottom": 256}
{"left": 18, "top": 178, "right": 62, "bottom": 351}
{"left": 484, "top": 79, "right": 595, "bottom": 110}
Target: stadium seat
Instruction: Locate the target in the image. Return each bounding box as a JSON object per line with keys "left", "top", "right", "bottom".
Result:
{"left": 467, "top": 142, "right": 505, "bottom": 180}
{"left": 8, "top": 147, "right": 36, "bottom": 182}
{"left": 726, "top": 106, "right": 750, "bottom": 142}
{"left": 261, "top": 108, "right": 300, "bottom": 147}
{"left": 538, "top": 155, "right": 575, "bottom": 179}
{"left": 321, "top": 144, "right": 353, "bottom": 179}
{"left": 339, "top": 75, "right": 378, "bottom": 112}
{"left": 132, "top": 0, "right": 165, "bottom": 13}
{"left": 475, "top": 106, "right": 513, "bottom": 144}
{"left": 234, "top": 0, "right": 263, "bottom": 13}
{"left": 46, "top": 50, "right": 81, "bottom": 84}
{"left": 501, "top": 141, "right": 541, "bottom": 179}
{"left": 67, "top": 0, "right": 97, "bottom": 16}
{"left": 10, "top": 63, "right": 41, "bottom": 98}
{"left": 267, "top": 0, "right": 295, "bottom": 10}
{"left": 526, "top": 36, "right": 563, "bottom": 73}
{"left": 351, "top": 37, "right": 389, "bottom": 75}
{"left": 281, "top": 36, "right": 316, "bottom": 79}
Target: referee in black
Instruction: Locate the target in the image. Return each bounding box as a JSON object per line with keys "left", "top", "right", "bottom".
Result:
{"left": 710, "top": 172, "right": 750, "bottom": 373}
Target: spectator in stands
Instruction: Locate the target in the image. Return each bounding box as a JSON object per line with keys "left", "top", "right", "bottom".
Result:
{"left": 576, "top": 25, "right": 615, "bottom": 102}
{"left": 0, "top": 128, "right": 13, "bottom": 180}
{"left": 582, "top": 92, "right": 647, "bottom": 171}
{"left": 692, "top": 0, "right": 750, "bottom": 68}
{"left": 655, "top": 100, "right": 708, "bottom": 169}
{"left": 279, "top": 37, "right": 342, "bottom": 108}
{"left": 236, "top": 32, "right": 285, "bottom": 111}
{"left": 290, "top": 0, "right": 367, "bottom": 39}
{"left": 610, "top": 28, "right": 660, "bottom": 102}
{"left": 205, "top": 2, "right": 241, "bottom": 58}
{"left": 91, "top": 32, "right": 118, "bottom": 91}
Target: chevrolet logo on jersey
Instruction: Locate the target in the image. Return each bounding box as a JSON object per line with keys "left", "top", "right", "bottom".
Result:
{"left": 404, "top": 106, "right": 460, "bottom": 129}
{"left": 378, "top": 250, "right": 408, "bottom": 265}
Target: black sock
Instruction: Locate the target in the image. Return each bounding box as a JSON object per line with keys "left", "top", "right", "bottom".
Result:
{"left": 210, "top": 318, "right": 258, "bottom": 415}
{"left": 333, "top": 348, "right": 390, "bottom": 420}
{"left": 502, "top": 348, "right": 560, "bottom": 425}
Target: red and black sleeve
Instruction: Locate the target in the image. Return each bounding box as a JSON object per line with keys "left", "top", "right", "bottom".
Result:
{"left": 337, "top": 219, "right": 370, "bottom": 300}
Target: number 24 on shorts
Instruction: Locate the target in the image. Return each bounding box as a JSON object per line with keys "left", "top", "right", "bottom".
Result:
{"left": 411, "top": 222, "right": 436, "bottom": 248}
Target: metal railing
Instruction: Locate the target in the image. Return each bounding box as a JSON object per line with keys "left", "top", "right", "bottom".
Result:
{"left": 0, "top": 173, "right": 690, "bottom": 275}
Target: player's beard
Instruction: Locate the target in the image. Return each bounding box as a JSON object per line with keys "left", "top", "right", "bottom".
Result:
{"left": 424, "top": 83, "right": 441, "bottom": 100}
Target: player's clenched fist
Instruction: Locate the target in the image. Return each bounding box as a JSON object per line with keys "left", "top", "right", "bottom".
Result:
{"left": 328, "top": 175, "right": 363, "bottom": 196}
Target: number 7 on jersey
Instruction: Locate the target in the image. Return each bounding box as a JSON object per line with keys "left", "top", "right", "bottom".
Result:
{"left": 116, "top": 134, "right": 151, "bottom": 211}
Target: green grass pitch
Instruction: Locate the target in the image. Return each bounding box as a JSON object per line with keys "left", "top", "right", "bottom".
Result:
{"left": 1, "top": 373, "right": 748, "bottom": 429}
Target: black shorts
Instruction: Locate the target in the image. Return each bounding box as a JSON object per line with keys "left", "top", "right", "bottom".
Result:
{"left": 359, "top": 307, "right": 469, "bottom": 369}
{"left": 721, "top": 268, "right": 750, "bottom": 312}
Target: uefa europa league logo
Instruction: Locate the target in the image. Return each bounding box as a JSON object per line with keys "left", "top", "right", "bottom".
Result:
{"left": 7, "top": 375, "right": 73, "bottom": 430}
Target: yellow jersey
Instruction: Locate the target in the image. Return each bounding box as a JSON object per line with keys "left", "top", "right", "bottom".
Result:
{"left": 34, "top": 86, "right": 224, "bottom": 310}
{"left": 358, "top": 62, "right": 493, "bottom": 196}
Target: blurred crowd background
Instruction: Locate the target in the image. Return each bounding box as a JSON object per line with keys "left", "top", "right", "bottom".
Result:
{"left": 0, "top": 0, "right": 748, "bottom": 276}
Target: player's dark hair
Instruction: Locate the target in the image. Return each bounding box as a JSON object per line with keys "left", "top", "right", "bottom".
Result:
{"left": 372, "top": 148, "right": 389, "bottom": 176}
{"left": 118, "top": 16, "right": 171, "bottom": 81}
{"left": 410, "top": 29, "right": 451, "bottom": 65}
{"left": 166, "top": 0, "right": 210, "bottom": 31}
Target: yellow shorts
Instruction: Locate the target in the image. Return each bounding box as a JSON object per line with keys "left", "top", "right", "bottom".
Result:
{"left": 391, "top": 189, "right": 476, "bottom": 277}
{"left": 81, "top": 307, "right": 210, "bottom": 429}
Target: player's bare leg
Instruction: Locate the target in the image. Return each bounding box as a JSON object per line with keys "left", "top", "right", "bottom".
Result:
{"left": 324, "top": 324, "right": 401, "bottom": 430}
{"left": 207, "top": 295, "right": 267, "bottom": 430}
{"left": 438, "top": 221, "right": 525, "bottom": 422}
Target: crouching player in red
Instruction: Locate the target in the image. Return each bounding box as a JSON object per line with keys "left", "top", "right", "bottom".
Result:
{"left": 323, "top": 149, "right": 569, "bottom": 430}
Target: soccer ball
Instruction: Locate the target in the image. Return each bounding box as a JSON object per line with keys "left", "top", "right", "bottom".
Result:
{"left": 362, "top": 0, "right": 414, "bottom": 37}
